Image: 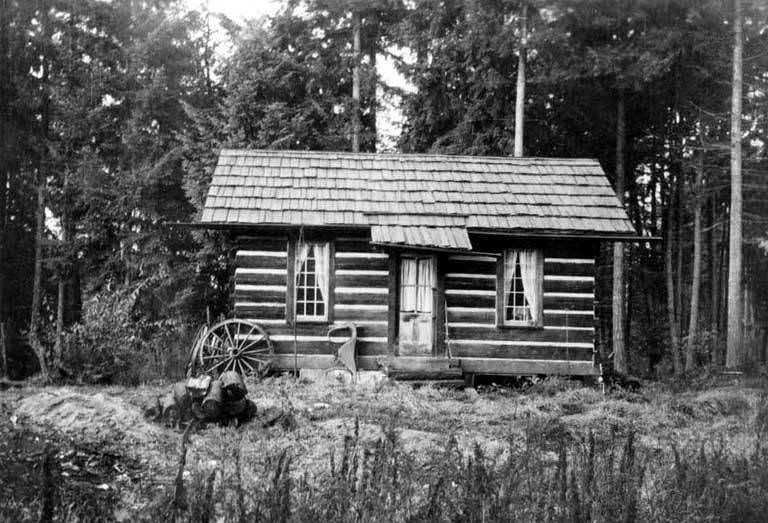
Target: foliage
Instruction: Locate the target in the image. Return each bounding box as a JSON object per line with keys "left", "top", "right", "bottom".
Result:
{"left": 61, "top": 285, "right": 192, "bottom": 385}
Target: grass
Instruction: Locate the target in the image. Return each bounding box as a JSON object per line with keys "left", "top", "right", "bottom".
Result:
{"left": 2, "top": 374, "right": 768, "bottom": 521}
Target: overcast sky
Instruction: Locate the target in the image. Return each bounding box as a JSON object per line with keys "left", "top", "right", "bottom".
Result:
{"left": 187, "top": 0, "right": 408, "bottom": 150}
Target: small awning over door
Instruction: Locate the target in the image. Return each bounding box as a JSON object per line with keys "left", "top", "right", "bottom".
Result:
{"left": 371, "top": 225, "right": 472, "bottom": 250}
{"left": 367, "top": 213, "right": 472, "bottom": 251}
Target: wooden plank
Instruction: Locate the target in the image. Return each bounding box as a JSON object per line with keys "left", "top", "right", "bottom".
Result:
{"left": 262, "top": 323, "right": 387, "bottom": 338}
{"left": 272, "top": 340, "right": 388, "bottom": 356}
{"left": 543, "top": 279, "right": 594, "bottom": 294}
{"left": 446, "top": 292, "right": 495, "bottom": 308}
{"left": 334, "top": 256, "right": 389, "bottom": 271}
{"left": 286, "top": 238, "right": 296, "bottom": 325}
{"left": 235, "top": 270, "right": 287, "bottom": 286}
{"left": 377, "top": 356, "right": 459, "bottom": 373}
{"left": 448, "top": 326, "right": 593, "bottom": 344}
{"left": 542, "top": 295, "right": 594, "bottom": 310}
{"left": 543, "top": 312, "right": 595, "bottom": 328}
{"left": 445, "top": 258, "right": 496, "bottom": 274}
{"left": 335, "top": 304, "right": 389, "bottom": 322}
{"left": 459, "top": 357, "right": 599, "bottom": 376}
{"left": 387, "top": 253, "right": 399, "bottom": 355}
{"left": 449, "top": 343, "right": 593, "bottom": 360}
{"left": 234, "top": 288, "right": 286, "bottom": 303}
{"left": 335, "top": 273, "right": 389, "bottom": 287}
{"left": 234, "top": 304, "right": 286, "bottom": 319}
{"left": 544, "top": 261, "right": 594, "bottom": 277}
{"left": 237, "top": 238, "right": 287, "bottom": 251}
{"left": 327, "top": 242, "right": 336, "bottom": 323}
{"left": 236, "top": 254, "right": 288, "bottom": 269}
{"left": 334, "top": 239, "right": 376, "bottom": 252}
{"left": 447, "top": 307, "right": 496, "bottom": 324}
{"left": 269, "top": 354, "right": 383, "bottom": 371}
{"left": 334, "top": 290, "right": 389, "bottom": 305}
{"left": 434, "top": 255, "right": 446, "bottom": 357}
{"left": 445, "top": 277, "right": 496, "bottom": 291}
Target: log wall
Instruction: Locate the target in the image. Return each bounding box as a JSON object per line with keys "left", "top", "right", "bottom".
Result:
{"left": 445, "top": 242, "right": 598, "bottom": 375}
{"left": 233, "top": 234, "right": 389, "bottom": 370}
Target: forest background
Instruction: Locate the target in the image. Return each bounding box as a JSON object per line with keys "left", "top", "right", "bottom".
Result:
{"left": 1, "top": 0, "right": 767, "bottom": 384}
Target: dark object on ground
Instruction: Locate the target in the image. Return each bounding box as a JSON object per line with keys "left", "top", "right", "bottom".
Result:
{"left": 603, "top": 373, "right": 642, "bottom": 392}
{"left": 149, "top": 372, "right": 257, "bottom": 427}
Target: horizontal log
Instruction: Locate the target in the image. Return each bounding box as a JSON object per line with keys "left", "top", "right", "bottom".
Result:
{"left": 544, "top": 261, "right": 594, "bottom": 277}
{"left": 446, "top": 293, "right": 495, "bottom": 308}
{"left": 543, "top": 278, "right": 594, "bottom": 294}
{"left": 334, "top": 239, "right": 378, "bottom": 252}
{"left": 235, "top": 288, "right": 286, "bottom": 302}
{"left": 445, "top": 277, "right": 496, "bottom": 292}
{"left": 335, "top": 273, "right": 389, "bottom": 288}
{"left": 448, "top": 326, "right": 593, "bottom": 344}
{"left": 459, "top": 357, "right": 599, "bottom": 376}
{"left": 334, "top": 256, "right": 389, "bottom": 271}
{"left": 445, "top": 259, "right": 496, "bottom": 275}
{"left": 260, "top": 323, "right": 387, "bottom": 338}
{"left": 387, "top": 370, "right": 463, "bottom": 380}
{"left": 334, "top": 305, "right": 389, "bottom": 322}
{"left": 334, "top": 290, "right": 389, "bottom": 305}
{"left": 543, "top": 295, "right": 594, "bottom": 311}
{"left": 235, "top": 271, "right": 287, "bottom": 286}
{"left": 237, "top": 238, "right": 288, "bottom": 251}
{"left": 447, "top": 307, "right": 496, "bottom": 324}
{"left": 378, "top": 356, "right": 459, "bottom": 373}
{"left": 272, "top": 340, "right": 389, "bottom": 357}
{"left": 543, "top": 312, "right": 595, "bottom": 328}
{"left": 449, "top": 343, "right": 593, "bottom": 360}
{"left": 236, "top": 254, "right": 288, "bottom": 269}
{"left": 234, "top": 304, "right": 286, "bottom": 319}
{"left": 269, "top": 354, "right": 384, "bottom": 371}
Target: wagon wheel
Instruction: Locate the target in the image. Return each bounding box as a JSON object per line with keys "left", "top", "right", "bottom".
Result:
{"left": 191, "top": 319, "right": 273, "bottom": 378}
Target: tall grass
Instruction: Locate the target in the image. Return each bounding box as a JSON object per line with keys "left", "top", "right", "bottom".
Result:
{"left": 168, "top": 416, "right": 768, "bottom": 523}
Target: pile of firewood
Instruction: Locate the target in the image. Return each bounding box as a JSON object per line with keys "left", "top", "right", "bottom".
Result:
{"left": 147, "top": 371, "right": 256, "bottom": 427}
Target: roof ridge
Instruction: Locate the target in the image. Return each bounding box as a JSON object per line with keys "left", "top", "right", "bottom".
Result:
{"left": 218, "top": 148, "right": 599, "bottom": 165}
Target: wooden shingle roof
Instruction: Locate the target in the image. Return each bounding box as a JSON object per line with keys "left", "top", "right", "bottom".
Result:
{"left": 201, "top": 149, "right": 637, "bottom": 248}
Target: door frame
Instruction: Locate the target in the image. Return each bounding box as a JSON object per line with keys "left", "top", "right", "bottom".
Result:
{"left": 388, "top": 251, "right": 446, "bottom": 358}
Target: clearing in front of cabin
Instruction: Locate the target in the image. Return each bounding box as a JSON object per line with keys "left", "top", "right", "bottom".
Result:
{"left": 1, "top": 374, "right": 768, "bottom": 522}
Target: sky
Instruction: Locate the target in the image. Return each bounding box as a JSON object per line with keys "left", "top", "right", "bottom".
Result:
{"left": 186, "top": 0, "right": 410, "bottom": 150}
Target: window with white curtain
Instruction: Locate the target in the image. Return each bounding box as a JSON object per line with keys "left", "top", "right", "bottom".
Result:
{"left": 295, "top": 241, "right": 330, "bottom": 321}
{"left": 502, "top": 249, "right": 543, "bottom": 326}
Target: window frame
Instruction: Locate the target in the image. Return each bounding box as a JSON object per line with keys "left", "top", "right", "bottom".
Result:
{"left": 496, "top": 249, "right": 544, "bottom": 328}
{"left": 288, "top": 239, "right": 333, "bottom": 324}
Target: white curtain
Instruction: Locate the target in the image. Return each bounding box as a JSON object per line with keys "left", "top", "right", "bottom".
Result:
{"left": 417, "top": 258, "right": 434, "bottom": 313}
{"left": 294, "top": 240, "right": 311, "bottom": 283}
{"left": 503, "top": 250, "right": 519, "bottom": 310}
{"left": 313, "top": 242, "right": 330, "bottom": 306}
{"left": 518, "top": 249, "right": 541, "bottom": 324}
{"left": 400, "top": 258, "right": 417, "bottom": 312}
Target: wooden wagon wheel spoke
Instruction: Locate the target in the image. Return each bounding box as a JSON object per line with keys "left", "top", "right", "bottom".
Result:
{"left": 188, "top": 319, "right": 274, "bottom": 378}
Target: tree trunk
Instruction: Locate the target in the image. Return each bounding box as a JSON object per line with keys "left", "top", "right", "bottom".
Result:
{"left": 53, "top": 201, "right": 68, "bottom": 374}
{"left": 351, "top": 12, "right": 361, "bottom": 153}
{"left": 29, "top": 179, "right": 49, "bottom": 381}
{"left": 665, "top": 176, "right": 682, "bottom": 375}
{"left": 709, "top": 195, "right": 719, "bottom": 365}
{"left": 513, "top": 3, "right": 527, "bottom": 158}
{"left": 725, "top": 0, "right": 743, "bottom": 369}
{"left": 686, "top": 143, "right": 704, "bottom": 371}
{"left": 368, "top": 23, "right": 377, "bottom": 152}
{"left": 612, "top": 91, "right": 627, "bottom": 375}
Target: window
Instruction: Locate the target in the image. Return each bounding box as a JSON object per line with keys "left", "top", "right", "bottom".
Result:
{"left": 294, "top": 241, "right": 330, "bottom": 321}
{"left": 501, "top": 249, "right": 543, "bottom": 326}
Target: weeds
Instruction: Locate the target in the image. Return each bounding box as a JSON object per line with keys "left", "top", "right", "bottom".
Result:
{"left": 160, "top": 417, "right": 768, "bottom": 522}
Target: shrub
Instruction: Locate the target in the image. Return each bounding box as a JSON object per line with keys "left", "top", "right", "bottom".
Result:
{"left": 62, "top": 285, "right": 193, "bottom": 385}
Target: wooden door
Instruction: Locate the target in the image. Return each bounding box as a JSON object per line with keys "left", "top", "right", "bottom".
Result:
{"left": 399, "top": 256, "right": 435, "bottom": 355}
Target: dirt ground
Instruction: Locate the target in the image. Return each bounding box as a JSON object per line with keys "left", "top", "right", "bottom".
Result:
{"left": 1, "top": 373, "right": 765, "bottom": 520}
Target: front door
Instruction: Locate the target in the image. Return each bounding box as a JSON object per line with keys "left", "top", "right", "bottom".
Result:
{"left": 399, "top": 256, "right": 435, "bottom": 355}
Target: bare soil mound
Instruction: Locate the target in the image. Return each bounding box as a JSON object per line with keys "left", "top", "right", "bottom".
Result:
{"left": 15, "top": 388, "right": 165, "bottom": 445}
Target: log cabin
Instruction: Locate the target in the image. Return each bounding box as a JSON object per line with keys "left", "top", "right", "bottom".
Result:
{"left": 199, "top": 149, "right": 637, "bottom": 380}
